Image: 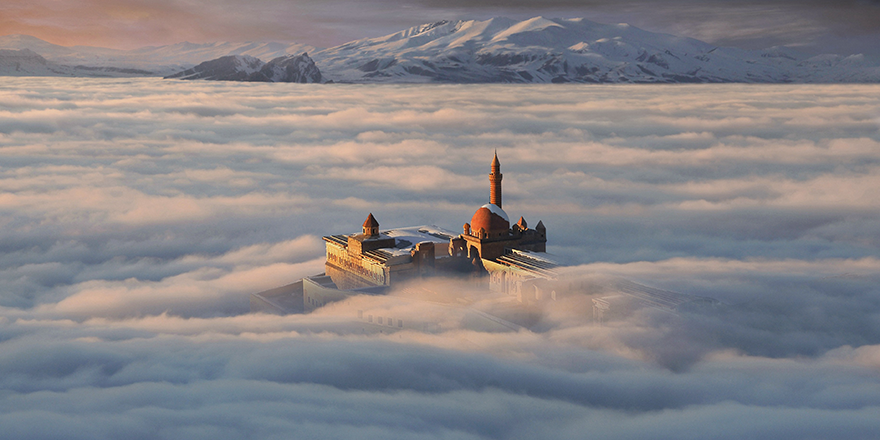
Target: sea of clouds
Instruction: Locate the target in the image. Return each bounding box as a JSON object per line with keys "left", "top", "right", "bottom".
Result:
{"left": 0, "top": 78, "right": 879, "bottom": 439}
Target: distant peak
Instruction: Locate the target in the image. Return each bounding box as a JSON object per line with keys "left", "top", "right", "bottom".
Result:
{"left": 407, "top": 20, "right": 452, "bottom": 35}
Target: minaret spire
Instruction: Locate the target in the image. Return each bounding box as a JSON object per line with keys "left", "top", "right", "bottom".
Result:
{"left": 489, "top": 152, "right": 502, "bottom": 208}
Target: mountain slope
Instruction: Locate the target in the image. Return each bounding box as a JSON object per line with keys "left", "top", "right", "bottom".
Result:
{"left": 309, "top": 17, "right": 880, "bottom": 83}
{"left": 248, "top": 54, "right": 323, "bottom": 82}
{"left": 0, "top": 35, "right": 316, "bottom": 77}
{"left": 0, "top": 49, "right": 67, "bottom": 76}
{"left": 165, "top": 53, "right": 324, "bottom": 83}
{"left": 3, "top": 17, "right": 880, "bottom": 83}
{"left": 165, "top": 55, "right": 265, "bottom": 80}
{"left": 0, "top": 48, "right": 152, "bottom": 77}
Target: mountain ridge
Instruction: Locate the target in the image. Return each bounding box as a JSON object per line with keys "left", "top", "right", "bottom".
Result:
{"left": 0, "top": 34, "right": 315, "bottom": 77}
{"left": 165, "top": 53, "right": 325, "bottom": 83}
{"left": 3, "top": 17, "right": 880, "bottom": 83}
{"left": 305, "top": 17, "right": 880, "bottom": 83}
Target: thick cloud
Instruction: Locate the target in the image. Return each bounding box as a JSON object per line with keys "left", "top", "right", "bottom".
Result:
{"left": 0, "top": 78, "right": 879, "bottom": 438}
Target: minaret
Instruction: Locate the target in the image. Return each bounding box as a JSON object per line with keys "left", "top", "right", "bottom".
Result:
{"left": 489, "top": 152, "right": 502, "bottom": 208}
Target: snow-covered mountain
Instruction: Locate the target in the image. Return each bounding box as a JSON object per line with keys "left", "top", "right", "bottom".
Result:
{"left": 308, "top": 17, "right": 880, "bottom": 83}
{"left": 128, "top": 41, "right": 317, "bottom": 75}
{"left": 166, "top": 53, "right": 324, "bottom": 83}
{"left": 3, "top": 17, "right": 880, "bottom": 82}
{"left": 0, "top": 48, "right": 152, "bottom": 77}
{"left": 0, "top": 35, "right": 315, "bottom": 77}
{"left": 249, "top": 54, "right": 324, "bottom": 82}
{"left": 0, "top": 48, "right": 64, "bottom": 76}
{"left": 164, "top": 55, "right": 265, "bottom": 80}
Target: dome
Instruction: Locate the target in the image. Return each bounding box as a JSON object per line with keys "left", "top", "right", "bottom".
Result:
{"left": 470, "top": 203, "right": 510, "bottom": 235}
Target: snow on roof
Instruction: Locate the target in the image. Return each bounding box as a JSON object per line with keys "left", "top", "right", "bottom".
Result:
{"left": 380, "top": 225, "right": 458, "bottom": 257}
{"left": 480, "top": 203, "right": 509, "bottom": 222}
{"left": 509, "top": 248, "right": 560, "bottom": 265}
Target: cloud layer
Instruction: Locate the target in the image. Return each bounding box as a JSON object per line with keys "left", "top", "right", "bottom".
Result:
{"left": 0, "top": 78, "right": 879, "bottom": 438}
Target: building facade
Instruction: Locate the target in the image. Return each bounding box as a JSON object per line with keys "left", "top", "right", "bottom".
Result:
{"left": 321, "top": 153, "right": 551, "bottom": 290}
{"left": 252, "top": 153, "right": 558, "bottom": 315}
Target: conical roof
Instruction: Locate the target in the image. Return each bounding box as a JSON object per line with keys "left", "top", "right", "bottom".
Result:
{"left": 363, "top": 213, "right": 379, "bottom": 228}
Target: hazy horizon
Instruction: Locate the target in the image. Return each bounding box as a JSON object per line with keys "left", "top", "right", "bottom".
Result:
{"left": 2, "top": 1, "right": 880, "bottom": 56}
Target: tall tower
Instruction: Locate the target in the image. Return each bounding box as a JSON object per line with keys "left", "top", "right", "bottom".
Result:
{"left": 489, "top": 152, "right": 502, "bottom": 208}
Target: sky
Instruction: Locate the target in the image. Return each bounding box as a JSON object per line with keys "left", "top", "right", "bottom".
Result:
{"left": 2, "top": 0, "right": 880, "bottom": 55}
{"left": 0, "top": 78, "right": 879, "bottom": 438}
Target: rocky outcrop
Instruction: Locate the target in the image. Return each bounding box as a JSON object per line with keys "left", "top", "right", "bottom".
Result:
{"left": 164, "top": 55, "right": 264, "bottom": 80}
{"left": 165, "top": 53, "right": 324, "bottom": 83}
{"left": 247, "top": 53, "right": 323, "bottom": 83}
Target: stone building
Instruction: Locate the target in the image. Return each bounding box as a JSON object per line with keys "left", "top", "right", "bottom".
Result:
{"left": 251, "top": 154, "right": 718, "bottom": 327}
{"left": 459, "top": 153, "right": 547, "bottom": 263}
{"left": 321, "top": 153, "right": 551, "bottom": 289}
{"left": 323, "top": 222, "right": 460, "bottom": 290}
{"left": 251, "top": 153, "right": 558, "bottom": 314}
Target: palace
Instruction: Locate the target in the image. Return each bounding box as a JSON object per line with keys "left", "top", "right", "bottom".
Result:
{"left": 251, "top": 153, "right": 562, "bottom": 315}
{"left": 321, "top": 153, "right": 550, "bottom": 290}
{"left": 250, "top": 153, "right": 718, "bottom": 327}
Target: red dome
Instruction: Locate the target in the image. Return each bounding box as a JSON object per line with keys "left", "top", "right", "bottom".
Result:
{"left": 470, "top": 207, "right": 510, "bottom": 234}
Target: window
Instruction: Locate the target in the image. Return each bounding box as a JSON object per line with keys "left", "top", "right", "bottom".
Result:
{"left": 398, "top": 320, "right": 403, "bottom": 328}
{"left": 368, "top": 315, "right": 372, "bottom": 323}
{"left": 358, "top": 310, "right": 363, "bottom": 319}
{"left": 378, "top": 317, "right": 383, "bottom": 324}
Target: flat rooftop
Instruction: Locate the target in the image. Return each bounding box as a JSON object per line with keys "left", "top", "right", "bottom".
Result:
{"left": 323, "top": 224, "right": 458, "bottom": 259}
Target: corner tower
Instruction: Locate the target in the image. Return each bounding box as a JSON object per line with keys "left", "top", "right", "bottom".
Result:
{"left": 363, "top": 213, "right": 379, "bottom": 237}
{"left": 490, "top": 152, "right": 502, "bottom": 208}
